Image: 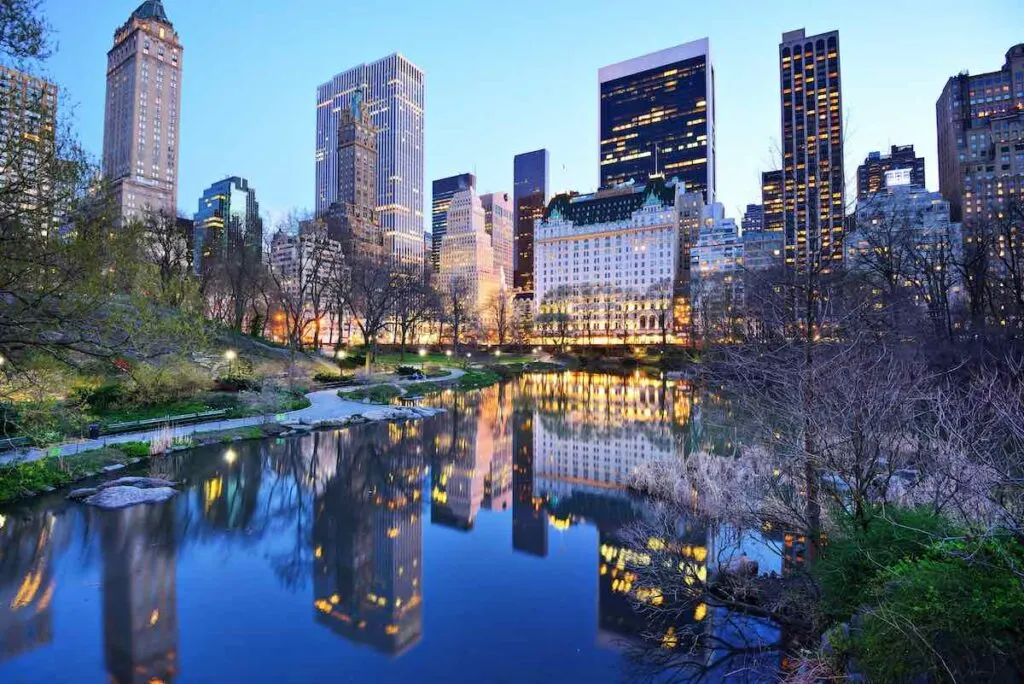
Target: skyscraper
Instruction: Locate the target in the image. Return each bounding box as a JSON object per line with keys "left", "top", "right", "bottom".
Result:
{"left": 324, "top": 89, "right": 382, "bottom": 257}
{"left": 936, "top": 44, "right": 1024, "bottom": 223}
{"left": 599, "top": 39, "right": 715, "bottom": 203}
{"left": 430, "top": 173, "right": 475, "bottom": 273}
{"left": 761, "top": 170, "right": 784, "bottom": 233}
{"left": 439, "top": 187, "right": 503, "bottom": 324}
{"left": 0, "top": 66, "right": 58, "bottom": 224}
{"left": 316, "top": 54, "right": 425, "bottom": 264}
{"left": 778, "top": 29, "right": 844, "bottom": 270}
{"left": 102, "top": 0, "right": 182, "bottom": 218}
{"left": 513, "top": 149, "right": 549, "bottom": 293}
{"left": 856, "top": 145, "right": 926, "bottom": 201}
{"left": 480, "top": 191, "right": 514, "bottom": 292}
{"left": 193, "top": 176, "right": 262, "bottom": 272}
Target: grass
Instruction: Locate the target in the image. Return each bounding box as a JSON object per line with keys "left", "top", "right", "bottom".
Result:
{"left": 403, "top": 381, "right": 444, "bottom": 396}
{"left": 0, "top": 442, "right": 148, "bottom": 504}
{"left": 455, "top": 369, "right": 502, "bottom": 391}
{"left": 94, "top": 400, "right": 216, "bottom": 425}
{"left": 338, "top": 385, "right": 403, "bottom": 404}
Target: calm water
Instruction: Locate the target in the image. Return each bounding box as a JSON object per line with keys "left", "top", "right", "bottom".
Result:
{"left": 0, "top": 372, "right": 784, "bottom": 684}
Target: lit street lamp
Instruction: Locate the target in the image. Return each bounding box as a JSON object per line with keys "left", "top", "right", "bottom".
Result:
{"left": 224, "top": 349, "right": 238, "bottom": 377}
{"left": 419, "top": 349, "right": 428, "bottom": 357}
{"left": 224, "top": 448, "right": 237, "bottom": 465}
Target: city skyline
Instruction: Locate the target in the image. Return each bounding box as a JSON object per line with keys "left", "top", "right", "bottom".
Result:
{"left": 30, "top": 0, "right": 1024, "bottom": 229}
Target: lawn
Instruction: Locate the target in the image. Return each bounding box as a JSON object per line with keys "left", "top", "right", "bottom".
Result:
{"left": 0, "top": 442, "right": 149, "bottom": 504}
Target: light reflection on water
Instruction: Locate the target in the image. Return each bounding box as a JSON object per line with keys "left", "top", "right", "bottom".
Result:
{"left": 0, "top": 372, "right": 789, "bottom": 683}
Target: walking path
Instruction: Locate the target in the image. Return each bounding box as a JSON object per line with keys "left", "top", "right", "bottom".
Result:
{"left": 0, "top": 369, "right": 465, "bottom": 466}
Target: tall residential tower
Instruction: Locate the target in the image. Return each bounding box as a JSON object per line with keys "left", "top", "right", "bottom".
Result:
{"left": 778, "top": 29, "right": 844, "bottom": 270}
{"left": 102, "top": 0, "right": 182, "bottom": 218}
{"left": 599, "top": 39, "right": 715, "bottom": 203}
{"left": 512, "top": 149, "right": 548, "bottom": 294}
{"left": 316, "top": 54, "right": 425, "bottom": 264}
{"left": 431, "top": 173, "right": 476, "bottom": 273}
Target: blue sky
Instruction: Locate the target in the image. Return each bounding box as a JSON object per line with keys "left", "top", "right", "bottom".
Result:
{"left": 36, "top": 0, "right": 1024, "bottom": 228}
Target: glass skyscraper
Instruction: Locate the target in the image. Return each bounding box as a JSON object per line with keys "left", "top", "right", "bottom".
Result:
{"left": 193, "top": 176, "right": 262, "bottom": 272}
{"left": 430, "top": 173, "right": 475, "bottom": 273}
{"left": 599, "top": 39, "right": 715, "bottom": 203}
{"left": 316, "top": 53, "right": 425, "bottom": 264}
{"left": 513, "top": 149, "right": 548, "bottom": 294}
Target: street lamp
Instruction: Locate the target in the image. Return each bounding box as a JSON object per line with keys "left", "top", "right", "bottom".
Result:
{"left": 445, "top": 350, "right": 453, "bottom": 358}
{"left": 224, "top": 448, "right": 237, "bottom": 465}
{"left": 337, "top": 350, "right": 348, "bottom": 360}
{"left": 494, "top": 350, "right": 502, "bottom": 357}
{"left": 418, "top": 348, "right": 428, "bottom": 357}
{"left": 224, "top": 350, "right": 238, "bottom": 376}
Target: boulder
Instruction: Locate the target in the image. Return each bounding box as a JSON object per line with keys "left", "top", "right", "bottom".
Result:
{"left": 97, "top": 476, "right": 177, "bottom": 490}
{"left": 84, "top": 486, "right": 178, "bottom": 510}
{"left": 67, "top": 487, "right": 99, "bottom": 501}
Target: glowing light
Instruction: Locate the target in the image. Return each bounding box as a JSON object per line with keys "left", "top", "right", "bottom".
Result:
{"left": 337, "top": 350, "right": 348, "bottom": 359}
{"left": 0, "top": 514, "right": 5, "bottom": 529}
{"left": 418, "top": 348, "right": 428, "bottom": 357}
{"left": 223, "top": 449, "right": 237, "bottom": 465}
{"left": 494, "top": 350, "right": 502, "bottom": 357}
{"left": 694, "top": 603, "right": 708, "bottom": 621}
{"left": 149, "top": 609, "right": 160, "bottom": 626}
{"left": 224, "top": 350, "right": 237, "bottom": 362}
{"left": 445, "top": 350, "right": 453, "bottom": 357}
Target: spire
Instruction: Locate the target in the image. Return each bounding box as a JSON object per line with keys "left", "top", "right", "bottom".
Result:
{"left": 132, "top": 0, "right": 172, "bottom": 26}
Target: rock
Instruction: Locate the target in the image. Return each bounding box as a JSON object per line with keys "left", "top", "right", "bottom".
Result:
{"left": 84, "top": 486, "right": 178, "bottom": 510}
{"left": 102, "top": 463, "right": 126, "bottom": 473}
{"left": 97, "top": 476, "right": 177, "bottom": 490}
{"left": 67, "top": 487, "right": 100, "bottom": 501}
{"left": 41, "top": 486, "right": 56, "bottom": 493}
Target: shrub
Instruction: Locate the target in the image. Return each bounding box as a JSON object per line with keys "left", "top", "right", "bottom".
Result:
{"left": 77, "top": 382, "right": 126, "bottom": 413}
{"left": 128, "top": 362, "right": 210, "bottom": 407}
{"left": 115, "top": 441, "right": 152, "bottom": 459}
{"left": 214, "top": 376, "right": 261, "bottom": 392}
{"left": 395, "top": 366, "right": 420, "bottom": 377}
{"left": 313, "top": 371, "right": 353, "bottom": 383}
{"left": 814, "top": 506, "right": 957, "bottom": 622}
{"left": 853, "top": 536, "right": 1024, "bottom": 682}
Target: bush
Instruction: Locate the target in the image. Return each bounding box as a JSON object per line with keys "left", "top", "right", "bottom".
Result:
{"left": 214, "top": 376, "right": 261, "bottom": 392}
{"left": 395, "top": 366, "right": 420, "bottom": 377}
{"left": 128, "top": 362, "right": 210, "bottom": 407}
{"left": 339, "top": 385, "right": 402, "bottom": 404}
{"left": 853, "top": 536, "right": 1024, "bottom": 682}
{"left": 76, "top": 382, "right": 126, "bottom": 413}
{"left": 814, "top": 506, "right": 957, "bottom": 623}
{"left": 313, "top": 371, "right": 353, "bottom": 383}
{"left": 115, "top": 441, "right": 152, "bottom": 459}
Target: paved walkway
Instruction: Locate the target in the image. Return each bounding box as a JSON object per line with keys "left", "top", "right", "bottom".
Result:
{"left": 0, "top": 369, "right": 465, "bottom": 466}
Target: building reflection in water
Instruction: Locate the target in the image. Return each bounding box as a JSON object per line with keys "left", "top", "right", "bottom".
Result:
{"left": 312, "top": 422, "right": 425, "bottom": 656}
{"left": 99, "top": 504, "right": 179, "bottom": 684}
{"left": 0, "top": 512, "right": 63, "bottom": 664}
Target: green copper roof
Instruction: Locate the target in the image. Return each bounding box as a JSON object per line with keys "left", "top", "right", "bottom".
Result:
{"left": 132, "top": 0, "right": 172, "bottom": 26}
{"left": 544, "top": 177, "right": 678, "bottom": 226}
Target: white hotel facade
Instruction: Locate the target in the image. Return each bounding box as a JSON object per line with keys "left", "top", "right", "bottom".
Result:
{"left": 533, "top": 179, "right": 699, "bottom": 344}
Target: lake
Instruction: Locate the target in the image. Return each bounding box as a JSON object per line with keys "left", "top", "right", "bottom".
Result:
{"left": 0, "top": 372, "right": 787, "bottom": 683}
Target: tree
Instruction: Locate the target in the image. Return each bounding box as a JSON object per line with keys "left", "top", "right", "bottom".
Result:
{"left": 136, "top": 208, "right": 197, "bottom": 309}
{"left": 393, "top": 268, "right": 438, "bottom": 359}
{"left": 267, "top": 213, "right": 335, "bottom": 352}
{"left": 0, "top": 0, "right": 51, "bottom": 61}
{"left": 487, "top": 289, "right": 512, "bottom": 348}
{"left": 335, "top": 252, "right": 405, "bottom": 371}
{"left": 443, "top": 276, "right": 472, "bottom": 356}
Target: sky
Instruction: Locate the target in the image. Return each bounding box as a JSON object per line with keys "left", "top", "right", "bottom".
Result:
{"left": 33, "top": 0, "right": 1024, "bottom": 229}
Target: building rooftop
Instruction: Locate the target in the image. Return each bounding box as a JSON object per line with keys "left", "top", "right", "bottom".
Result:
{"left": 132, "top": 0, "right": 171, "bottom": 26}
{"left": 544, "top": 177, "right": 682, "bottom": 227}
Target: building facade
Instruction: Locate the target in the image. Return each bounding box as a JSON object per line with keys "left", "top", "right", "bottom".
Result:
{"left": 102, "top": 0, "right": 182, "bottom": 218}
{"left": 481, "top": 191, "right": 514, "bottom": 292}
{"left": 534, "top": 179, "right": 688, "bottom": 345}
{"left": 741, "top": 204, "right": 763, "bottom": 232}
{"left": 0, "top": 65, "right": 58, "bottom": 228}
{"left": 316, "top": 54, "right": 425, "bottom": 264}
{"left": 761, "top": 169, "right": 783, "bottom": 233}
{"left": 743, "top": 230, "right": 785, "bottom": 272}
{"left": 779, "top": 29, "right": 844, "bottom": 271}
{"left": 430, "top": 173, "right": 475, "bottom": 273}
{"left": 192, "top": 176, "right": 262, "bottom": 272}
{"left": 691, "top": 206, "right": 744, "bottom": 339}
{"left": 439, "top": 188, "right": 502, "bottom": 333}
{"left": 857, "top": 144, "right": 926, "bottom": 201}
{"left": 513, "top": 149, "right": 549, "bottom": 294}
{"left": 936, "top": 44, "right": 1024, "bottom": 224}
{"left": 323, "top": 89, "right": 382, "bottom": 257}
{"left": 599, "top": 39, "right": 715, "bottom": 204}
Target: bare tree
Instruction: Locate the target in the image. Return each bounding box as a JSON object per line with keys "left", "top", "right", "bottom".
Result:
{"left": 335, "top": 252, "right": 405, "bottom": 370}
{"left": 442, "top": 276, "right": 472, "bottom": 356}
{"left": 394, "top": 267, "right": 438, "bottom": 359}
{"left": 136, "top": 208, "right": 196, "bottom": 309}
{"left": 267, "top": 213, "right": 336, "bottom": 352}
{"left": 487, "top": 289, "right": 512, "bottom": 348}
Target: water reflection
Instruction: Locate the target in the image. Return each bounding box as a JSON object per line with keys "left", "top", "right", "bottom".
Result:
{"left": 0, "top": 371, "right": 789, "bottom": 682}
{"left": 99, "top": 505, "right": 178, "bottom": 684}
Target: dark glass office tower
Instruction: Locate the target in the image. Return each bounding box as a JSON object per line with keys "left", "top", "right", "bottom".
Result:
{"left": 430, "top": 173, "right": 475, "bottom": 273}
{"left": 513, "top": 149, "right": 549, "bottom": 293}
{"left": 779, "top": 29, "right": 844, "bottom": 270}
{"left": 761, "top": 170, "right": 784, "bottom": 233}
{"left": 742, "top": 204, "right": 764, "bottom": 232}
{"left": 599, "top": 39, "right": 715, "bottom": 203}
{"left": 857, "top": 144, "right": 926, "bottom": 200}
{"left": 193, "top": 176, "right": 262, "bottom": 273}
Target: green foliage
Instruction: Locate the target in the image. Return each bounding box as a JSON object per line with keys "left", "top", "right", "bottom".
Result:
{"left": 339, "top": 386, "right": 402, "bottom": 404}
{"left": 114, "top": 441, "right": 151, "bottom": 459}
{"left": 853, "top": 536, "right": 1024, "bottom": 682}
{"left": 126, "top": 361, "right": 210, "bottom": 407}
{"left": 76, "top": 381, "right": 125, "bottom": 413}
{"left": 455, "top": 369, "right": 501, "bottom": 392}
{"left": 403, "top": 382, "right": 443, "bottom": 396}
{"left": 815, "top": 506, "right": 958, "bottom": 622}
{"left": 312, "top": 371, "right": 354, "bottom": 384}
{"left": 213, "top": 376, "right": 261, "bottom": 392}
{"left": 6, "top": 400, "right": 89, "bottom": 444}
{"left": 97, "top": 400, "right": 213, "bottom": 425}
{"left": 0, "top": 446, "right": 136, "bottom": 504}
{"left": 395, "top": 366, "right": 420, "bottom": 377}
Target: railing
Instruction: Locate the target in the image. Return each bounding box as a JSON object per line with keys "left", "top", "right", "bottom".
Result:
{"left": 103, "top": 409, "right": 230, "bottom": 435}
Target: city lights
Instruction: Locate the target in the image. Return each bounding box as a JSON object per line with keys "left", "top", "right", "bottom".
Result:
{"left": 419, "top": 348, "right": 428, "bottom": 357}
{"left": 223, "top": 448, "right": 237, "bottom": 465}
{"left": 223, "top": 350, "right": 237, "bottom": 362}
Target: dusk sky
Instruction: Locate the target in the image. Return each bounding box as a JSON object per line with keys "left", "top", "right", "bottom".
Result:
{"left": 37, "top": 0, "right": 1024, "bottom": 227}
